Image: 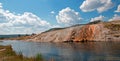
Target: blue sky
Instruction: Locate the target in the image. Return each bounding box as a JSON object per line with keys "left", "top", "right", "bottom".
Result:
{"left": 0, "top": 0, "right": 120, "bottom": 34}
{"left": 0, "top": 0, "right": 82, "bottom": 24}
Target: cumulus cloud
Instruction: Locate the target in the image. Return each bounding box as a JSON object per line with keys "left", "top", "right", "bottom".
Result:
{"left": 90, "top": 15, "right": 105, "bottom": 22}
{"left": 50, "top": 11, "right": 55, "bottom": 14}
{"left": 56, "top": 7, "right": 82, "bottom": 25}
{"left": 115, "top": 5, "right": 120, "bottom": 12}
{"left": 8, "top": 12, "right": 50, "bottom": 27}
{"left": 109, "top": 14, "right": 120, "bottom": 21}
{"left": 80, "top": 0, "right": 113, "bottom": 13}
{"left": 0, "top": 3, "right": 50, "bottom": 34}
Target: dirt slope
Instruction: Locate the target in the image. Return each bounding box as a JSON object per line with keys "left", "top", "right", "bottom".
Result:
{"left": 26, "top": 21, "right": 120, "bottom": 42}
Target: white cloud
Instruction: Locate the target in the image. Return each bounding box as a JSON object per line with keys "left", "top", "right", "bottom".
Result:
{"left": 115, "top": 5, "right": 120, "bottom": 12}
{"left": 0, "top": 3, "right": 50, "bottom": 34}
{"left": 56, "top": 7, "right": 82, "bottom": 25}
{"left": 80, "top": 0, "right": 113, "bottom": 13}
{"left": 50, "top": 25, "right": 61, "bottom": 28}
{"left": 50, "top": 11, "right": 55, "bottom": 14}
{"left": 90, "top": 15, "right": 105, "bottom": 22}
{"left": 8, "top": 12, "right": 50, "bottom": 27}
{"left": 109, "top": 14, "right": 120, "bottom": 21}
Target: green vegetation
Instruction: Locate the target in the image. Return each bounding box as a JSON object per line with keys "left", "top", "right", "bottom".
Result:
{"left": 0, "top": 35, "right": 31, "bottom": 40}
{"left": 35, "top": 54, "right": 43, "bottom": 61}
{"left": 114, "top": 34, "right": 120, "bottom": 37}
{"left": 88, "top": 20, "right": 102, "bottom": 24}
{"left": 0, "top": 45, "right": 43, "bottom": 61}
{"left": 10, "top": 36, "right": 31, "bottom": 40}
{"left": 0, "top": 34, "right": 30, "bottom": 40}
{"left": 43, "top": 24, "right": 84, "bottom": 33}
{"left": 69, "top": 24, "right": 85, "bottom": 27}
{"left": 105, "top": 21, "right": 120, "bottom": 31}
{"left": 43, "top": 28, "right": 65, "bottom": 33}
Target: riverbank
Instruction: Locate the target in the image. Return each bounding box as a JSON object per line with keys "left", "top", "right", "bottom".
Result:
{"left": 0, "top": 45, "right": 43, "bottom": 61}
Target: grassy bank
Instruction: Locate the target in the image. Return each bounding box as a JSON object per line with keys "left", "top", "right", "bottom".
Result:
{"left": 0, "top": 45, "right": 43, "bottom": 61}
{"left": 104, "top": 21, "right": 120, "bottom": 31}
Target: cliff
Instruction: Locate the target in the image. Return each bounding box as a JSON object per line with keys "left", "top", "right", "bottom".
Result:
{"left": 26, "top": 21, "right": 120, "bottom": 42}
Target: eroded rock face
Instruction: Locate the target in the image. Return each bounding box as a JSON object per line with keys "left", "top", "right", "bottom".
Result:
{"left": 28, "top": 24, "right": 105, "bottom": 42}
{"left": 74, "top": 24, "right": 102, "bottom": 41}
{"left": 69, "top": 24, "right": 108, "bottom": 42}
{"left": 27, "top": 21, "right": 120, "bottom": 42}
{"left": 29, "top": 26, "right": 83, "bottom": 42}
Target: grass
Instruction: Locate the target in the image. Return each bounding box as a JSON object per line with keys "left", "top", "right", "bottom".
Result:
{"left": 0, "top": 45, "right": 43, "bottom": 61}
{"left": 104, "top": 22, "right": 120, "bottom": 31}
{"left": 35, "top": 54, "right": 43, "bottom": 61}
{"left": 114, "top": 34, "right": 120, "bottom": 38}
{"left": 43, "top": 28, "right": 65, "bottom": 33}
{"left": 87, "top": 20, "right": 102, "bottom": 24}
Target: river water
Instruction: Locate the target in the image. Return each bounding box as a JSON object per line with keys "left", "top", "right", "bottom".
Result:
{"left": 0, "top": 40, "right": 120, "bottom": 61}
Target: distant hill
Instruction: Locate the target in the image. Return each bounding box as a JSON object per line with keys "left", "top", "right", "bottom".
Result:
{"left": 0, "top": 34, "right": 29, "bottom": 39}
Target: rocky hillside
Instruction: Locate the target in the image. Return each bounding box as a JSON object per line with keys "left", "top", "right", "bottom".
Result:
{"left": 26, "top": 20, "right": 120, "bottom": 42}
{"left": 2, "top": 21, "right": 119, "bottom": 42}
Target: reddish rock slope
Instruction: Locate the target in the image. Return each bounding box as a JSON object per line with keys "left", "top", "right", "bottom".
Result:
{"left": 27, "top": 21, "right": 120, "bottom": 42}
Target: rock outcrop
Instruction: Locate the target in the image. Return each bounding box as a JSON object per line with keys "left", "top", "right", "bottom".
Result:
{"left": 27, "top": 21, "right": 120, "bottom": 42}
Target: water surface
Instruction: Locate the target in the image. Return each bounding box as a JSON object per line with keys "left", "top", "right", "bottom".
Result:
{"left": 0, "top": 40, "right": 120, "bottom": 61}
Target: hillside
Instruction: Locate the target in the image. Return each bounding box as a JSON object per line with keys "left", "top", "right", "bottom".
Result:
{"left": 25, "top": 20, "right": 120, "bottom": 42}
{"left": 1, "top": 21, "right": 120, "bottom": 42}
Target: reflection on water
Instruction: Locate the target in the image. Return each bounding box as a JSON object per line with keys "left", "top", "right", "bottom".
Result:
{"left": 0, "top": 40, "right": 120, "bottom": 61}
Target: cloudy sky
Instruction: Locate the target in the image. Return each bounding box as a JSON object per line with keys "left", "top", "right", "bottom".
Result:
{"left": 0, "top": 0, "right": 120, "bottom": 34}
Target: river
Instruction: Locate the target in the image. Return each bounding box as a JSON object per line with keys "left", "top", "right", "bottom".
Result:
{"left": 0, "top": 40, "right": 120, "bottom": 61}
